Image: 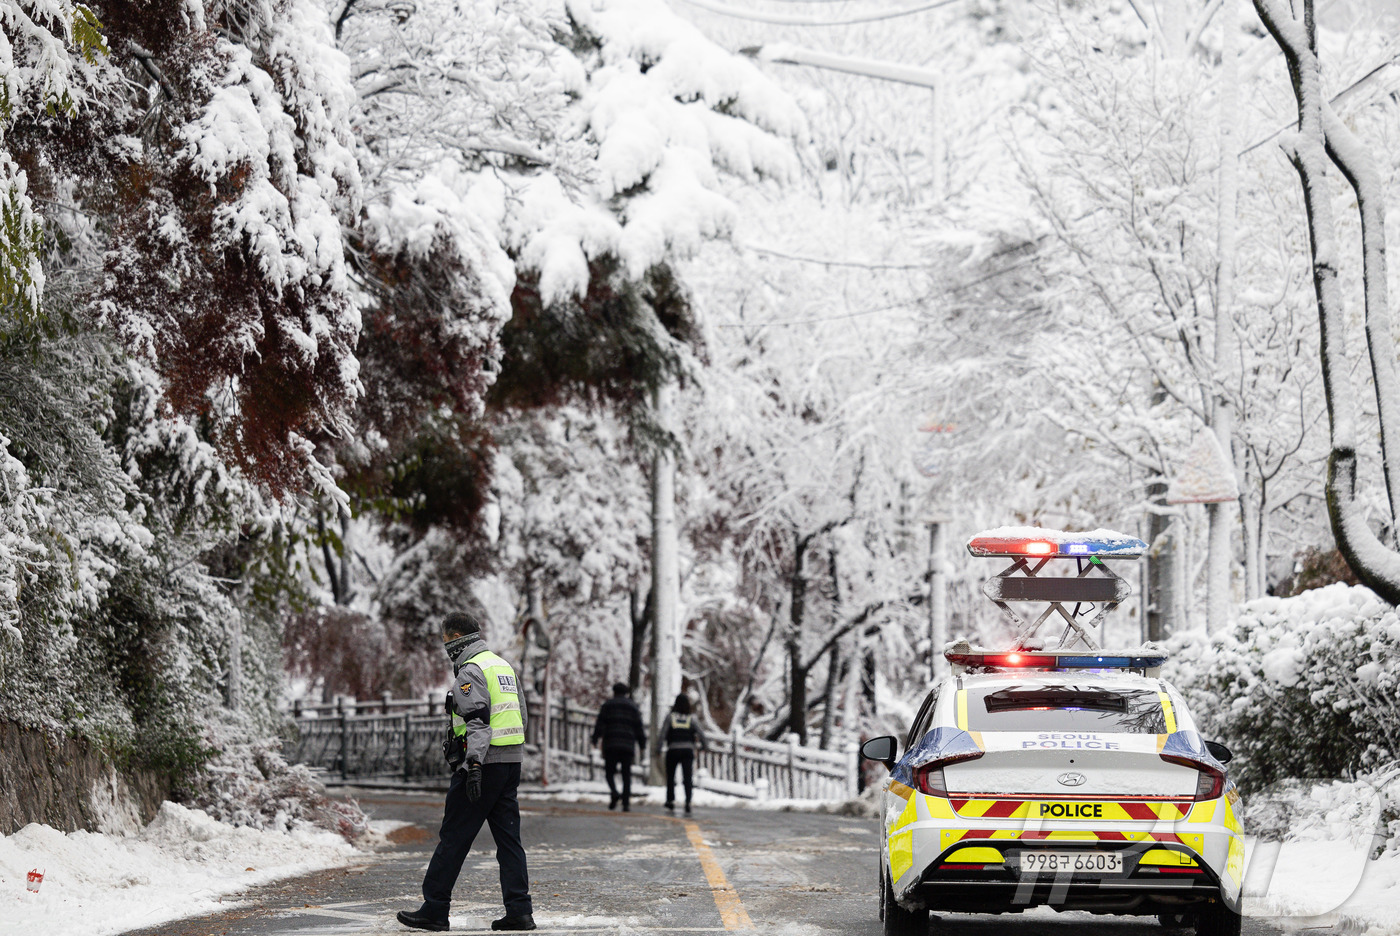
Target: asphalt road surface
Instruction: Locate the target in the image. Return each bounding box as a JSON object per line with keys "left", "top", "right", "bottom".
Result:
{"left": 120, "top": 790, "right": 1321, "bottom": 936}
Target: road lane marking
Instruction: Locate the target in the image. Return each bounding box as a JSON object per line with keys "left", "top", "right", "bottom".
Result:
{"left": 683, "top": 820, "right": 754, "bottom": 931}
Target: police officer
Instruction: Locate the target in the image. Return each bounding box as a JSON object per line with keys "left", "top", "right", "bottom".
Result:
{"left": 662, "top": 693, "right": 705, "bottom": 816}
{"left": 397, "top": 607, "right": 536, "bottom": 932}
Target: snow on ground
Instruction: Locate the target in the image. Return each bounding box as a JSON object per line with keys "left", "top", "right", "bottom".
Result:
{"left": 0, "top": 802, "right": 379, "bottom": 936}
{"left": 1238, "top": 775, "right": 1400, "bottom": 935}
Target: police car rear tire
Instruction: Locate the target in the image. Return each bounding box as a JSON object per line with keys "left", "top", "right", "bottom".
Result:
{"left": 1194, "top": 900, "right": 1242, "bottom": 936}
{"left": 881, "top": 874, "right": 928, "bottom": 936}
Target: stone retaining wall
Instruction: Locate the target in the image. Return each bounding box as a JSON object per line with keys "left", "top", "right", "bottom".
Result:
{"left": 0, "top": 720, "right": 170, "bottom": 835}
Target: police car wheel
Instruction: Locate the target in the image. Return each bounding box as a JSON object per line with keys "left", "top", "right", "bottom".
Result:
{"left": 1194, "top": 901, "right": 1242, "bottom": 936}
{"left": 881, "top": 874, "right": 928, "bottom": 936}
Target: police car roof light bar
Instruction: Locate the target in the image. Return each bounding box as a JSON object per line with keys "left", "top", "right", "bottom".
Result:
{"left": 944, "top": 648, "right": 1169, "bottom": 671}
{"left": 967, "top": 529, "right": 1148, "bottom": 559}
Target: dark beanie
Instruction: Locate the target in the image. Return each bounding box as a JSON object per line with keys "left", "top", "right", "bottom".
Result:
{"left": 612, "top": 682, "right": 630, "bottom": 697}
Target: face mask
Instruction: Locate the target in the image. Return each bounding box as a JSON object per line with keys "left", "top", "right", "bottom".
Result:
{"left": 444, "top": 633, "right": 475, "bottom": 662}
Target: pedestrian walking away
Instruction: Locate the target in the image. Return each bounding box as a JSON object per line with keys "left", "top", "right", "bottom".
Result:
{"left": 662, "top": 693, "right": 705, "bottom": 816}
{"left": 590, "top": 681, "right": 647, "bottom": 811}
{"left": 397, "top": 604, "right": 536, "bottom": 932}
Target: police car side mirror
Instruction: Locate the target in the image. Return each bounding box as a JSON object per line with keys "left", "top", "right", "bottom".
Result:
{"left": 1205, "top": 740, "right": 1233, "bottom": 764}
{"left": 861, "top": 736, "right": 898, "bottom": 769}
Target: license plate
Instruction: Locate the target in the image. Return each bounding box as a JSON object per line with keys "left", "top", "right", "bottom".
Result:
{"left": 1018, "top": 851, "right": 1122, "bottom": 874}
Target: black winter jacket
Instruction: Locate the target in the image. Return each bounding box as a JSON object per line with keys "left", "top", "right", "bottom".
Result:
{"left": 663, "top": 710, "right": 704, "bottom": 752}
{"left": 592, "top": 695, "right": 647, "bottom": 755}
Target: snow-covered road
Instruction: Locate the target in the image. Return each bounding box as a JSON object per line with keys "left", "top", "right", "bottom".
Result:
{"left": 85, "top": 788, "right": 1364, "bottom": 936}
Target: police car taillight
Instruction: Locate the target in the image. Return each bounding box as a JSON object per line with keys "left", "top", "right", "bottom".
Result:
{"left": 1159, "top": 753, "right": 1226, "bottom": 801}
{"left": 913, "top": 751, "right": 984, "bottom": 797}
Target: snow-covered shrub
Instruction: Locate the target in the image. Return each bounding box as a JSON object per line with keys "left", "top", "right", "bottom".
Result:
{"left": 182, "top": 733, "right": 369, "bottom": 843}
{"left": 1165, "top": 584, "right": 1400, "bottom": 791}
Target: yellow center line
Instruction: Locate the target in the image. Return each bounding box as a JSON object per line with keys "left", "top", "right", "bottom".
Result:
{"left": 683, "top": 820, "right": 754, "bottom": 930}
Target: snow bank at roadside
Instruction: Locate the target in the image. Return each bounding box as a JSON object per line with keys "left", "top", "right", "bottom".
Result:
{"left": 0, "top": 802, "right": 363, "bottom": 936}
{"left": 1235, "top": 773, "right": 1400, "bottom": 934}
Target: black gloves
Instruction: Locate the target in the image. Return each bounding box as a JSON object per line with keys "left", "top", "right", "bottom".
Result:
{"left": 465, "top": 762, "right": 483, "bottom": 803}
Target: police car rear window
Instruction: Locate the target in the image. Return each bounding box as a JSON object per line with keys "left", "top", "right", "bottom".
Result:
{"left": 967, "top": 685, "right": 1167, "bottom": 733}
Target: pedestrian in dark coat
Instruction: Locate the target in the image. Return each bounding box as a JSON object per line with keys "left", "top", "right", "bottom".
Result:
{"left": 590, "top": 682, "right": 647, "bottom": 811}
{"left": 662, "top": 693, "right": 705, "bottom": 816}
{"left": 397, "top": 606, "right": 536, "bottom": 932}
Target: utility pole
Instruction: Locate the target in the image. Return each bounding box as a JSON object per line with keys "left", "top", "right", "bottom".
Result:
{"left": 926, "top": 519, "right": 948, "bottom": 680}
{"left": 648, "top": 381, "right": 682, "bottom": 785}
{"left": 525, "top": 576, "right": 552, "bottom": 785}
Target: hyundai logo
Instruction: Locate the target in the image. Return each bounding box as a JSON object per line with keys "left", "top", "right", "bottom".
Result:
{"left": 1057, "top": 771, "right": 1087, "bottom": 787}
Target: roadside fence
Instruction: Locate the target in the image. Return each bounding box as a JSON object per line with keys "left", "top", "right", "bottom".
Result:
{"left": 286, "top": 693, "right": 859, "bottom": 801}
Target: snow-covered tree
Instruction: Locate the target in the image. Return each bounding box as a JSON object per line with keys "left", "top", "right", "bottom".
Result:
{"left": 1251, "top": 0, "right": 1400, "bottom": 605}
{"left": 0, "top": 0, "right": 106, "bottom": 319}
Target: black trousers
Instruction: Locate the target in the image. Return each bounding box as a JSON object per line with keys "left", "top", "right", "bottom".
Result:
{"left": 422, "top": 762, "right": 532, "bottom": 920}
{"left": 665, "top": 749, "right": 694, "bottom": 806}
{"left": 602, "top": 750, "right": 633, "bottom": 802}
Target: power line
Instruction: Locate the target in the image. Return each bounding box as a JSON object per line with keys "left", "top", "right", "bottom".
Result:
{"left": 675, "top": 0, "right": 963, "bottom": 27}
{"left": 714, "top": 302, "right": 916, "bottom": 327}
{"left": 1240, "top": 55, "right": 1399, "bottom": 157}
{"left": 739, "top": 242, "right": 930, "bottom": 270}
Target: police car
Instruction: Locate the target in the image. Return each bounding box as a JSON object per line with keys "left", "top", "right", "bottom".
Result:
{"left": 863, "top": 530, "right": 1244, "bottom": 936}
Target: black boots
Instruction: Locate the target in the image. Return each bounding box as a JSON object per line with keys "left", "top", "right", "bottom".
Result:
{"left": 397, "top": 906, "right": 535, "bottom": 931}
{"left": 396, "top": 906, "right": 449, "bottom": 932}
{"left": 491, "top": 914, "right": 537, "bottom": 930}
{"left": 608, "top": 792, "right": 619, "bottom": 810}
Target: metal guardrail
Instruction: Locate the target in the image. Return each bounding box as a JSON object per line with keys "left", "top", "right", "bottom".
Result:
{"left": 287, "top": 694, "right": 859, "bottom": 799}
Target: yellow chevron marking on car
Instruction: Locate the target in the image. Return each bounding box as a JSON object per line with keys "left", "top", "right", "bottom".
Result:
{"left": 891, "top": 791, "right": 919, "bottom": 834}
{"left": 957, "top": 689, "right": 968, "bottom": 730}
{"left": 1139, "top": 848, "right": 1199, "bottom": 867}
{"left": 1158, "top": 693, "right": 1177, "bottom": 733}
{"left": 1188, "top": 801, "right": 1216, "bottom": 823}
{"left": 1156, "top": 733, "right": 1168, "bottom": 753}
{"left": 952, "top": 799, "right": 1191, "bottom": 821}
{"left": 1175, "top": 833, "right": 1204, "bottom": 853}
{"left": 1222, "top": 795, "right": 1241, "bottom": 834}
{"left": 889, "top": 780, "right": 916, "bottom": 803}
{"left": 1226, "top": 834, "right": 1245, "bottom": 886}
{"left": 889, "top": 830, "right": 914, "bottom": 881}
{"left": 946, "top": 847, "right": 1004, "bottom": 863}
{"left": 922, "top": 795, "right": 956, "bottom": 821}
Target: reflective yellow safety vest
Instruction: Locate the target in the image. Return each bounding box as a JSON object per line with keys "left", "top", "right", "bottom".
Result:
{"left": 452, "top": 649, "right": 525, "bottom": 746}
